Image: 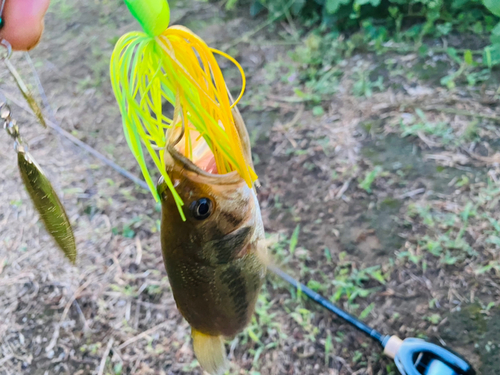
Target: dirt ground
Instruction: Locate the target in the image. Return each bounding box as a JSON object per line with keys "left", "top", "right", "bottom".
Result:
{"left": 1, "top": 1, "right": 500, "bottom": 374}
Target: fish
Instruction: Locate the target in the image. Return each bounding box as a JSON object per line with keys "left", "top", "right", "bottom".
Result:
{"left": 157, "top": 106, "right": 267, "bottom": 375}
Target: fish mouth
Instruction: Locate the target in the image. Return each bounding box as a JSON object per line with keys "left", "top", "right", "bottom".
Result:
{"left": 163, "top": 105, "right": 254, "bottom": 185}
{"left": 163, "top": 124, "right": 243, "bottom": 185}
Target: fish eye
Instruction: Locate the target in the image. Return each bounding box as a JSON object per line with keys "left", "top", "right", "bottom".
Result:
{"left": 191, "top": 198, "right": 213, "bottom": 220}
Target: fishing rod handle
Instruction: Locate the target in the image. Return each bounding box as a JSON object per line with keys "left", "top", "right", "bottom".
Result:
{"left": 392, "top": 338, "right": 476, "bottom": 375}
{"left": 383, "top": 335, "right": 403, "bottom": 359}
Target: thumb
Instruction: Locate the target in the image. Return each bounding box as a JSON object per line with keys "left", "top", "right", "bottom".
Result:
{"left": 0, "top": 0, "right": 51, "bottom": 51}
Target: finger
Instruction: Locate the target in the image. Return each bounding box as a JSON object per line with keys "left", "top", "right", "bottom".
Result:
{"left": 0, "top": 0, "right": 51, "bottom": 51}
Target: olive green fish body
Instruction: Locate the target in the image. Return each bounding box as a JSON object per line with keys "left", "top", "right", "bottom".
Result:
{"left": 18, "top": 151, "right": 76, "bottom": 263}
{"left": 158, "top": 106, "right": 266, "bottom": 374}
{"left": 158, "top": 153, "right": 267, "bottom": 337}
{"left": 160, "top": 182, "right": 266, "bottom": 337}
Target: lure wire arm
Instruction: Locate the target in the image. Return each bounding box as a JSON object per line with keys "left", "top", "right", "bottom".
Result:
{"left": 1, "top": 100, "right": 26, "bottom": 153}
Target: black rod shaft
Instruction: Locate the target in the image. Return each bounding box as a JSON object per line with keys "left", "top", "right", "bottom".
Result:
{"left": 269, "top": 265, "right": 387, "bottom": 347}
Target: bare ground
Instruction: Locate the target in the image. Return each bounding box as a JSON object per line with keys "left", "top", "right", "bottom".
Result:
{"left": 1, "top": 1, "right": 500, "bottom": 375}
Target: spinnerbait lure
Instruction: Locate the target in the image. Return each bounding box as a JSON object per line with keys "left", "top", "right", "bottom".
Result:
{"left": 0, "top": 33, "right": 76, "bottom": 263}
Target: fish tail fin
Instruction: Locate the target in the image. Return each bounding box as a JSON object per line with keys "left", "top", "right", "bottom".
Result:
{"left": 192, "top": 329, "right": 228, "bottom": 375}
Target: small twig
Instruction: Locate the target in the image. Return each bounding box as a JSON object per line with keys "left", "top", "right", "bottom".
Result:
{"left": 382, "top": 43, "right": 484, "bottom": 56}
{"left": 417, "top": 131, "right": 440, "bottom": 148}
{"left": 0, "top": 354, "right": 13, "bottom": 367}
{"left": 336, "top": 179, "right": 351, "bottom": 199}
{"left": 282, "top": 5, "right": 299, "bottom": 41}
{"left": 97, "top": 337, "right": 114, "bottom": 375}
{"left": 136, "top": 300, "right": 173, "bottom": 311}
{"left": 118, "top": 321, "right": 170, "bottom": 349}
{"left": 73, "top": 299, "right": 91, "bottom": 332}
{"left": 333, "top": 355, "right": 354, "bottom": 374}
{"left": 223, "top": 17, "right": 277, "bottom": 50}
{"left": 135, "top": 237, "right": 143, "bottom": 266}
{"left": 266, "top": 94, "right": 307, "bottom": 103}
{"left": 0, "top": 272, "right": 34, "bottom": 286}
{"left": 397, "top": 188, "right": 426, "bottom": 199}
{"left": 283, "top": 105, "right": 304, "bottom": 130}
{"left": 60, "top": 279, "right": 94, "bottom": 324}
{"left": 247, "top": 40, "right": 300, "bottom": 47}
{"left": 422, "top": 106, "right": 500, "bottom": 123}
{"left": 45, "top": 278, "right": 94, "bottom": 353}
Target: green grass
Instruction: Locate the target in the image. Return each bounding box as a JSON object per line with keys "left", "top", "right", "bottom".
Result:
{"left": 236, "top": 284, "right": 284, "bottom": 371}
{"left": 237, "top": 0, "right": 500, "bottom": 120}
{"left": 399, "top": 181, "right": 500, "bottom": 270}
{"left": 358, "top": 166, "right": 384, "bottom": 193}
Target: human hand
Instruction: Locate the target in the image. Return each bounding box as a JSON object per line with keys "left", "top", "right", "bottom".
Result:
{"left": 0, "top": 0, "right": 51, "bottom": 51}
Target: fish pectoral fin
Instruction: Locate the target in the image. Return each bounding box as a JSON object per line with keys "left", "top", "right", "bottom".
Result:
{"left": 192, "top": 329, "right": 228, "bottom": 375}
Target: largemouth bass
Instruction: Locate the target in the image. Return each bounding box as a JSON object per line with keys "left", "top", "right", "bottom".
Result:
{"left": 157, "top": 107, "right": 267, "bottom": 374}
